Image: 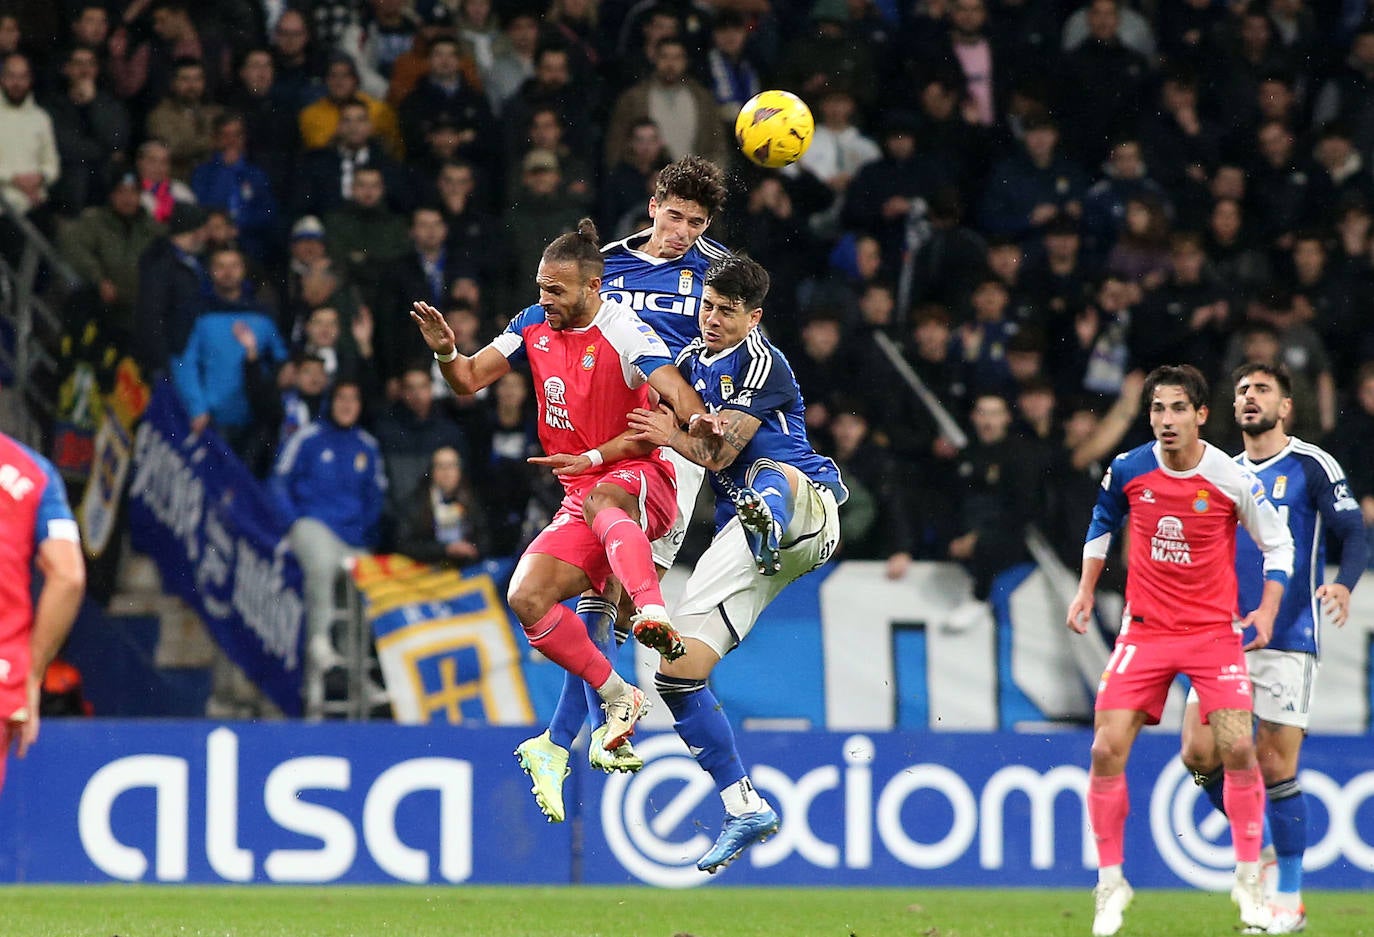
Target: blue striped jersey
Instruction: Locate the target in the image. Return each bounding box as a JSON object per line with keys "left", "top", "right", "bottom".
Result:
{"left": 1235, "top": 437, "right": 1368, "bottom": 654}
{"left": 677, "top": 330, "right": 848, "bottom": 531}
{"left": 600, "top": 229, "right": 732, "bottom": 356}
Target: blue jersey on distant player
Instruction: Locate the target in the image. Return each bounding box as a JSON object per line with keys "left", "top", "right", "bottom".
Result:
{"left": 1235, "top": 438, "right": 1368, "bottom": 654}
{"left": 677, "top": 330, "right": 848, "bottom": 531}
{"left": 600, "top": 229, "right": 732, "bottom": 356}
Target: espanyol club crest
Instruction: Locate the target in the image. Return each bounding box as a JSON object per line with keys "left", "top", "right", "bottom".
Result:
{"left": 581, "top": 344, "right": 596, "bottom": 370}
{"left": 720, "top": 374, "right": 734, "bottom": 398}
{"left": 1192, "top": 489, "right": 1210, "bottom": 513}
{"left": 678, "top": 269, "right": 694, "bottom": 295}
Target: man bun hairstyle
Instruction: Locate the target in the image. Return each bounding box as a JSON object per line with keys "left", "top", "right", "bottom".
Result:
{"left": 542, "top": 217, "right": 604, "bottom": 278}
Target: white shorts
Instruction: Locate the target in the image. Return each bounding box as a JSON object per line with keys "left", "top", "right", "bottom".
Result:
{"left": 652, "top": 449, "right": 705, "bottom": 569}
{"left": 673, "top": 478, "right": 840, "bottom": 658}
{"left": 1183, "top": 648, "right": 1318, "bottom": 729}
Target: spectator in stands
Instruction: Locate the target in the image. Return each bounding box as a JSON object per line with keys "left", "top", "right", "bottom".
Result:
{"left": 454, "top": 0, "right": 500, "bottom": 75}
{"left": 1211, "top": 8, "right": 1295, "bottom": 130}
{"left": 1157, "top": 0, "right": 1225, "bottom": 67}
{"left": 110, "top": 0, "right": 231, "bottom": 109}
{"left": 134, "top": 202, "right": 208, "bottom": 377}
{"left": 323, "top": 165, "right": 411, "bottom": 296}
{"left": 959, "top": 276, "right": 1019, "bottom": 396}
{"left": 1204, "top": 197, "right": 1271, "bottom": 302}
{"left": 1249, "top": 120, "right": 1312, "bottom": 249}
{"left": 295, "top": 98, "right": 412, "bottom": 219}
{"left": 1105, "top": 194, "right": 1172, "bottom": 294}
{"left": 729, "top": 171, "right": 816, "bottom": 338}
{"left": 273, "top": 380, "right": 386, "bottom": 678}
{"left": 908, "top": 186, "right": 990, "bottom": 313}
{"left": 699, "top": 11, "right": 760, "bottom": 126}
{"left": 1055, "top": 0, "right": 1151, "bottom": 168}
{"left": 545, "top": 0, "right": 607, "bottom": 82}
{"left": 257, "top": 350, "right": 329, "bottom": 461}
{"left": 512, "top": 106, "right": 594, "bottom": 207}
{"left": 1131, "top": 231, "right": 1231, "bottom": 374}
{"left": 1209, "top": 321, "right": 1320, "bottom": 451}
{"left": 775, "top": 12, "right": 879, "bottom": 116}
{"left": 61, "top": 4, "right": 113, "bottom": 77}
{"left": 603, "top": 36, "right": 730, "bottom": 170}
{"left": 1023, "top": 212, "right": 1095, "bottom": 327}
{"left": 282, "top": 216, "right": 348, "bottom": 337}
{"left": 1325, "top": 361, "right": 1374, "bottom": 564}
{"left": 791, "top": 87, "right": 882, "bottom": 236}
{"left": 172, "top": 246, "right": 288, "bottom": 454}
{"left": 599, "top": 118, "right": 668, "bottom": 236}
{"left": 1062, "top": 0, "right": 1155, "bottom": 56}
{"left": 843, "top": 114, "right": 953, "bottom": 270}
{"left": 1080, "top": 138, "right": 1169, "bottom": 263}
{"left": 191, "top": 113, "right": 280, "bottom": 264}
{"left": 135, "top": 138, "right": 196, "bottom": 224}
{"left": 394, "top": 444, "right": 491, "bottom": 568}
{"left": 225, "top": 48, "right": 302, "bottom": 200}
{"left": 299, "top": 55, "right": 404, "bottom": 159}
{"left": 145, "top": 58, "right": 222, "bottom": 181}
{"left": 57, "top": 172, "right": 163, "bottom": 343}
{"left": 790, "top": 310, "right": 848, "bottom": 440}
{"left": 375, "top": 207, "right": 471, "bottom": 384}
{"left": 397, "top": 35, "right": 497, "bottom": 167}
{"left": 432, "top": 159, "right": 498, "bottom": 281}
{"left": 979, "top": 113, "right": 1087, "bottom": 241}
{"left": 46, "top": 46, "right": 131, "bottom": 215}
{"left": 483, "top": 10, "right": 540, "bottom": 114}
{"left": 1312, "top": 24, "right": 1374, "bottom": 156}
{"left": 985, "top": 235, "right": 1042, "bottom": 330}
{"left": 1231, "top": 290, "right": 1337, "bottom": 434}
{"left": 828, "top": 403, "right": 915, "bottom": 579}
{"left": 500, "top": 149, "right": 585, "bottom": 306}
{"left": 910, "top": 73, "right": 993, "bottom": 208}
{"left": 1137, "top": 67, "right": 1221, "bottom": 195}
{"left": 1308, "top": 122, "right": 1374, "bottom": 225}
{"left": 944, "top": 391, "right": 1036, "bottom": 629}
{"left": 1062, "top": 271, "right": 1135, "bottom": 400}
{"left": 502, "top": 43, "right": 598, "bottom": 159}
{"left": 1288, "top": 229, "right": 1362, "bottom": 385}
{"left": 470, "top": 369, "right": 555, "bottom": 555}
{"left": 339, "top": 0, "right": 423, "bottom": 100}
{"left": 268, "top": 9, "right": 323, "bottom": 115}
{"left": 375, "top": 363, "right": 471, "bottom": 520}
{"left": 0, "top": 52, "right": 60, "bottom": 253}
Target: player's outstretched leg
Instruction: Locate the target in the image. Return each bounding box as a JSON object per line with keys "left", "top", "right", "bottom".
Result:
{"left": 514, "top": 730, "right": 570, "bottom": 823}
{"left": 657, "top": 672, "right": 778, "bottom": 873}
{"left": 546, "top": 597, "right": 618, "bottom": 750}
{"left": 1264, "top": 778, "right": 1308, "bottom": 933}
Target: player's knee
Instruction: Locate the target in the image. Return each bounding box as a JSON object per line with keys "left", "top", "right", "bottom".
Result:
{"left": 1217, "top": 731, "right": 1257, "bottom": 768}
{"left": 506, "top": 583, "right": 549, "bottom": 626}
{"left": 1179, "top": 732, "right": 1218, "bottom": 775}
{"left": 1089, "top": 728, "right": 1130, "bottom": 772}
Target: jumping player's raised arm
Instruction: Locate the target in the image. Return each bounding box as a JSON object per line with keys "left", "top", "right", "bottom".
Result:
{"left": 409, "top": 300, "right": 512, "bottom": 394}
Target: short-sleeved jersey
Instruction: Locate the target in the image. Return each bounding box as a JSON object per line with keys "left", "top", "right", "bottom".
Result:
{"left": 0, "top": 433, "right": 80, "bottom": 664}
{"left": 1235, "top": 438, "right": 1368, "bottom": 654}
{"left": 678, "top": 330, "right": 848, "bottom": 530}
{"left": 600, "top": 229, "right": 731, "bottom": 356}
{"left": 1084, "top": 440, "right": 1293, "bottom": 632}
{"left": 493, "top": 300, "right": 673, "bottom": 483}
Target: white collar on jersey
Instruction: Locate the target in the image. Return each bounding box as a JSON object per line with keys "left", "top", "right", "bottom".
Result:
{"left": 620, "top": 228, "right": 674, "bottom": 265}
{"left": 698, "top": 339, "right": 747, "bottom": 366}
{"left": 1239, "top": 435, "right": 1296, "bottom": 472}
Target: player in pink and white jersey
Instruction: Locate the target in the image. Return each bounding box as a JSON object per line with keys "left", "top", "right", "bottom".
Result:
{"left": 410, "top": 219, "right": 709, "bottom": 821}
{"left": 1066, "top": 365, "right": 1293, "bottom": 937}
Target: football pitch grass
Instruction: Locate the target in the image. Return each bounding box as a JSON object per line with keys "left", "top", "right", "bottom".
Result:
{"left": 3, "top": 885, "right": 1371, "bottom": 937}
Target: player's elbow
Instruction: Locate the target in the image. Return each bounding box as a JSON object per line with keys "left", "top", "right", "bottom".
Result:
{"left": 46, "top": 558, "right": 86, "bottom": 599}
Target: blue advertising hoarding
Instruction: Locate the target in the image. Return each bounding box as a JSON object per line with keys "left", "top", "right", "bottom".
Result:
{"left": 1, "top": 721, "right": 1371, "bottom": 890}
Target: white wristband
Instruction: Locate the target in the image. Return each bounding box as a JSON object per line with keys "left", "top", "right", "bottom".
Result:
{"left": 582, "top": 448, "right": 604, "bottom": 467}
{"left": 434, "top": 347, "right": 458, "bottom": 363}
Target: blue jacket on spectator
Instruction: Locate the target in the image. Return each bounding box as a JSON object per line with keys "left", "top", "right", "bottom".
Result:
{"left": 271, "top": 413, "right": 386, "bottom": 548}
{"left": 979, "top": 152, "right": 1089, "bottom": 240}
{"left": 191, "top": 154, "right": 280, "bottom": 262}
{"left": 173, "top": 305, "right": 287, "bottom": 429}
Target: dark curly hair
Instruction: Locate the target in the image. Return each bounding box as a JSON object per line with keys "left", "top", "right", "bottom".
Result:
{"left": 654, "top": 155, "right": 727, "bottom": 218}
{"left": 704, "top": 254, "right": 770, "bottom": 310}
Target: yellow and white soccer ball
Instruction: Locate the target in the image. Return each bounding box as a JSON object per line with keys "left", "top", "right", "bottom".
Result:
{"left": 734, "top": 89, "right": 815, "bottom": 169}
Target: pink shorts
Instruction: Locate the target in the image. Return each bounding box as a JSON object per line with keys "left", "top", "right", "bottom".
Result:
{"left": 1094, "top": 622, "right": 1252, "bottom": 724}
{"left": 525, "top": 455, "right": 678, "bottom": 593}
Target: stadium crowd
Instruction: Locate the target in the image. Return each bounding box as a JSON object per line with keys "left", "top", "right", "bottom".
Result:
{"left": 4, "top": 0, "right": 1374, "bottom": 612}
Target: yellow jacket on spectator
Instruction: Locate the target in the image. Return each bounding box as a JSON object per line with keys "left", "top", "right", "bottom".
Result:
{"left": 299, "top": 93, "right": 405, "bottom": 161}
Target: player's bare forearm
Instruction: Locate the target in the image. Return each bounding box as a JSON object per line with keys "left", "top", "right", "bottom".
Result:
{"left": 410, "top": 301, "right": 508, "bottom": 394}
{"left": 647, "top": 363, "right": 708, "bottom": 422}
{"left": 1066, "top": 556, "right": 1105, "bottom": 633}
{"left": 31, "top": 540, "right": 85, "bottom": 680}
{"left": 671, "top": 409, "right": 758, "bottom": 471}
{"left": 599, "top": 429, "right": 656, "bottom": 462}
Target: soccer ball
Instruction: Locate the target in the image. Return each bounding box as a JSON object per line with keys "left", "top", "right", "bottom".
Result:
{"left": 734, "top": 90, "right": 815, "bottom": 169}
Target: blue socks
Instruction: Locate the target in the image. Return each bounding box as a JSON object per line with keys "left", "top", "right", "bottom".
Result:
{"left": 1267, "top": 778, "right": 1306, "bottom": 894}
{"left": 548, "top": 597, "right": 618, "bottom": 750}
{"left": 748, "top": 462, "right": 792, "bottom": 537}
{"left": 656, "top": 673, "right": 745, "bottom": 791}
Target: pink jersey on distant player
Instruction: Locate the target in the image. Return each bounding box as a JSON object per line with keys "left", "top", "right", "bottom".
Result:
{"left": 1084, "top": 441, "right": 1293, "bottom": 632}
{"left": 0, "top": 433, "right": 80, "bottom": 720}
{"left": 491, "top": 299, "right": 677, "bottom": 491}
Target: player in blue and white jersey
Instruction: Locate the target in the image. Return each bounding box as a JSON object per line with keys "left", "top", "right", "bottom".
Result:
{"left": 627, "top": 254, "right": 848, "bottom": 874}
{"left": 1180, "top": 362, "right": 1367, "bottom": 934}
{"left": 514, "top": 156, "right": 732, "bottom": 803}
